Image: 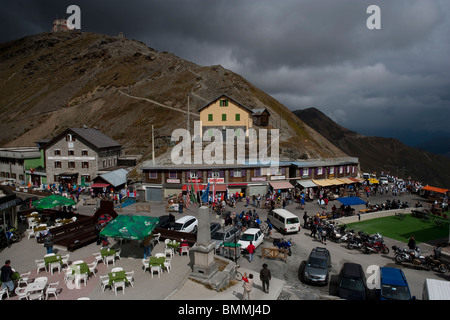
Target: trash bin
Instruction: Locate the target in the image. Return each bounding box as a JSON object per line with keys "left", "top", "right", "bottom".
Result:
{"left": 220, "top": 242, "right": 241, "bottom": 261}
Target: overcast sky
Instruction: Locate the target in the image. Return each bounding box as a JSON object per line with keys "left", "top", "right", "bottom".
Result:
{"left": 1, "top": 0, "right": 449, "bottom": 146}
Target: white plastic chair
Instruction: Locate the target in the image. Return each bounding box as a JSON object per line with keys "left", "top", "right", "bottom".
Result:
{"left": 163, "top": 258, "right": 171, "bottom": 273}
{"left": 26, "top": 228, "right": 36, "bottom": 240}
{"left": 0, "top": 287, "right": 9, "bottom": 300}
{"left": 61, "top": 254, "right": 70, "bottom": 267}
{"left": 88, "top": 261, "right": 97, "bottom": 277}
{"left": 125, "top": 271, "right": 134, "bottom": 287}
{"left": 75, "top": 273, "right": 88, "bottom": 287}
{"left": 164, "top": 248, "right": 174, "bottom": 258}
{"left": 113, "top": 280, "right": 126, "bottom": 295}
{"left": 115, "top": 249, "right": 122, "bottom": 260}
{"left": 142, "top": 258, "right": 150, "bottom": 273}
{"left": 28, "top": 291, "right": 44, "bottom": 300}
{"left": 45, "top": 281, "right": 59, "bottom": 300}
{"left": 111, "top": 267, "right": 123, "bottom": 273}
{"left": 92, "top": 252, "right": 103, "bottom": 264}
{"left": 105, "top": 254, "right": 115, "bottom": 267}
{"left": 17, "top": 271, "right": 31, "bottom": 287}
{"left": 63, "top": 267, "right": 74, "bottom": 284}
{"left": 35, "top": 259, "right": 47, "bottom": 273}
{"left": 15, "top": 287, "right": 28, "bottom": 300}
{"left": 153, "top": 233, "right": 161, "bottom": 245}
{"left": 151, "top": 265, "right": 161, "bottom": 278}
{"left": 181, "top": 245, "right": 189, "bottom": 256}
{"left": 100, "top": 275, "right": 111, "bottom": 292}
{"left": 49, "top": 262, "right": 61, "bottom": 275}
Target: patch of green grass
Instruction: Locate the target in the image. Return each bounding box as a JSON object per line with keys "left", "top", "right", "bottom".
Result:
{"left": 346, "top": 215, "right": 449, "bottom": 244}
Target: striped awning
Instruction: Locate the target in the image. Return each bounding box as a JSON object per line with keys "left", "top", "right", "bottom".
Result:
{"left": 269, "top": 181, "right": 294, "bottom": 190}
{"left": 312, "top": 179, "right": 334, "bottom": 187}
{"left": 297, "top": 179, "right": 317, "bottom": 188}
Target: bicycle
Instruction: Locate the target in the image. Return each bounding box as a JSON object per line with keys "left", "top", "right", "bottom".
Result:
{"left": 234, "top": 264, "right": 243, "bottom": 281}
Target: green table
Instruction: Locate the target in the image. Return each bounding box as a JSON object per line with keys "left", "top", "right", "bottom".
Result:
{"left": 44, "top": 255, "right": 62, "bottom": 266}
{"left": 108, "top": 271, "right": 128, "bottom": 285}
{"left": 101, "top": 248, "right": 116, "bottom": 258}
{"left": 71, "top": 262, "right": 90, "bottom": 275}
{"left": 149, "top": 257, "right": 165, "bottom": 269}
{"left": 166, "top": 241, "right": 180, "bottom": 250}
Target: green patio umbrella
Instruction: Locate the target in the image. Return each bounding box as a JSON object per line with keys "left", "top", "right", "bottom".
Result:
{"left": 32, "top": 194, "right": 77, "bottom": 210}
{"left": 99, "top": 215, "right": 160, "bottom": 241}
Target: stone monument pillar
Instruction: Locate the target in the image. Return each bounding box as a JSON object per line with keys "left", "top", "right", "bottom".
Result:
{"left": 189, "top": 206, "right": 218, "bottom": 280}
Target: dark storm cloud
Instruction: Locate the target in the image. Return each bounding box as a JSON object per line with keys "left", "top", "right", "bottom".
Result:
{"left": 1, "top": 0, "right": 449, "bottom": 146}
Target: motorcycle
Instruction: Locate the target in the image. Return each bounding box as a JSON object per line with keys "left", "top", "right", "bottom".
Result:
{"left": 362, "top": 233, "right": 389, "bottom": 254}
{"left": 392, "top": 245, "right": 412, "bottom": 263}
{"left": 394, "top": 246, "right": 433, "bottom": 270}
{"left": 273, "top": 238, "right": 292, "bottom": 256}
{"left": 5, "top": 227, "right": 22, "bottom": 247}
{"left": 329, "top": 225, "right": 346, "bottom": 243}
{"left": 345, "top": 232, "right": 365, "bottom": 250}
{"left": 424, "top": 247, "right": 448, "bottom": 273}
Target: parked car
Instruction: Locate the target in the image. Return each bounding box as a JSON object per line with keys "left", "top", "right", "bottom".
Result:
{"left": 174, "top": 215, "right": 198, "bottom": 233}
{"left": 238, "top": 228, "right": 264, "bottom": 253}
{"left": 156, "top": 215, "right": 175, "bottom": 229}
{"left": 336, "top": 263, "right": 368, "bottom": 300}
{"left": 301, "top": 247, "right": 332, "bottom": 285}
{"left": 211, "top": 225, "right": 241, "bottom": 251}
{"left": 210, "top": 222, "right": 221, "bottom": 236}
{"left": 379, "top": 267, "right": 412, "bottom": 300}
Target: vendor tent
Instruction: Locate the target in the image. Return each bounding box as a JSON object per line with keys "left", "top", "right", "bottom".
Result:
{"left": 336, "top": 197, "right": 367, "bottom": 206}
{"left": 99, "top": 215, "right": 159, "bottom": 240}
{"left": 32, "top": 194, "right": 76, "bottom": 210}
{"left": 421, "top": 186, "right": 449, "bottom": 194}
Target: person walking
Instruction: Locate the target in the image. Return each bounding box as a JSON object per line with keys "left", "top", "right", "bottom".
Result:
{"left": 260, "top": 263, "right": 272, "bottom": 294}
{"left": 44, "top": 232, "right": 54, "bottom": 254}
{"left": 247, "top": 241, "right": 256, "bottom": 262}
{"left": 303, "top": 211, "right": 308, "bottom": 228}
{"left": 1, "top": 260, "right": 15, "bottom": 295}
{"left": 407, "top": 235, "right": 416, "bottom": 250}
{"left": 143, "top": 235, "right": 152, "bottom": 259}
{"left": 242, "top": 273, "right": 254, "bottom": 300}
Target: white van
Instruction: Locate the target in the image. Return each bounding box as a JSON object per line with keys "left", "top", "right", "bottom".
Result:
{"left": 267, "top": 208, "right": 301, "bottom": 234}
{"left": 422, "top": 278, "right": 450, "bottom": 300}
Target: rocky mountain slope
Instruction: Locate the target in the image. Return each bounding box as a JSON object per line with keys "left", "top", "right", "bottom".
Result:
{"left": 294, "top": 108, "right": 450, "bottom": 188}
{"left": 0, "top": 31, "right": 346, "bottom": 166}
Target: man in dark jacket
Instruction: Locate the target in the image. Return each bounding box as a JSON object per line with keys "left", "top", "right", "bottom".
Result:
{"left": 1, "top": 260, "right": 15, "bottom": 294}
{"left": 259, "top": 263, "right": 272, "bottom": 293}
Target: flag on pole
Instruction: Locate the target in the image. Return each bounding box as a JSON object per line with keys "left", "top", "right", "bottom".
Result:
{"left": 213, "top": 178, "right": 217, "bottom": 204}
{"left": 190, "top": 179, "right": 198, "bottom": 205}
{"left": 185, "top": 185, "right": 191, "bottom": 208}
{"left": 201, "top": 182, "right": 210, "bottom": 204}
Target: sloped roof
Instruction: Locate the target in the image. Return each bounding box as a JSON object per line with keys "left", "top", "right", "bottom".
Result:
{"left": 98, "top": 169, "right": 128, "bottom": 187}
{"left": 70, "top": 128, "right": 121, "bottom": 149}
{"left": 44, "top": 127, "right": 121, "bottom": 151}
{"left": 252, "top": 108, "right": 270, "bottom": 116}
{"left": 197, "top": 94, "right": 254, "bottom": 114}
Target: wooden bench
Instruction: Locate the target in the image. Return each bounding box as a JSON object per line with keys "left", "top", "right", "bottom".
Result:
{"left": 261, "top": 246, "right": 288, "bottom": 262}
{"left": 153, "top": 227, "right": 197, "bottom": 246}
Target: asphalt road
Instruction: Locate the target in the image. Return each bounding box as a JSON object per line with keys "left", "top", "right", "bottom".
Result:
{"left": 11, "top": 186, "right": 450, "bottom": 300}
{"left": 220, "top": 190, "right": 450, "bottom": 300}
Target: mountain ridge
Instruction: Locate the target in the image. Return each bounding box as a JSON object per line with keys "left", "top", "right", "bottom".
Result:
{"left": 294, "top": 107, "right": 450, "bottom": 188}
{"left": 0, "top": 31, "right": 346, "bottom": 169}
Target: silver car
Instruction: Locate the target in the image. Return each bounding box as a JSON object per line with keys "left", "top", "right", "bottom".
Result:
{"left": 302, "top": 247, "right": 332, "bottom": 285}
{"left": 211, "top": 225, "right": 241, "bottom": 251}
